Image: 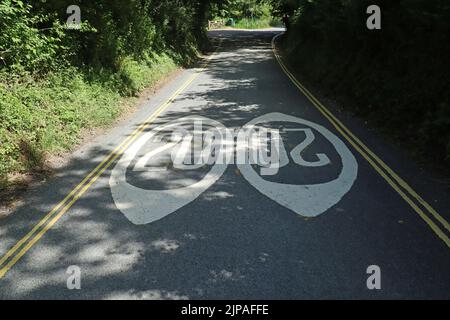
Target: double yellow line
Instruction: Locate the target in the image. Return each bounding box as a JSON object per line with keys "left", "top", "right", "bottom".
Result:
{"left": 0, "top": 44, "right": 221, "bottom": 279}
{"left": 272, "top": 34, "right": 450, "bottom": 248}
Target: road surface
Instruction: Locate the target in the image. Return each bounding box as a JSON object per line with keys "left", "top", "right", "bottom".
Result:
{"left": 0, "top": 29, "right": 449, "bottom": 299}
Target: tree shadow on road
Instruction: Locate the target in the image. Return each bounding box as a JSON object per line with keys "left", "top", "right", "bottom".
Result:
{"left": 0, "top": 30, "right": 448, "bottom": 300}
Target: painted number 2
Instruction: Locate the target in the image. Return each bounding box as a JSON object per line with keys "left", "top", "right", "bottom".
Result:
{"left": 287, "top": 128, "right": 331, "bottom": 167}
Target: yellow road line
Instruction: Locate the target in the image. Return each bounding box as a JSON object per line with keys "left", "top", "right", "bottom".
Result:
{"left": 0, "top": 44, "right": 221, "bottom": 279}
{"left": 281, "top": 62, "right": 450, "bottom": 234}
{"left": 0, "top": 73, "right": 195, "bottom": 270}
{"left": 0, "top": 99, "right": 173, "bottom": 278}
{"left": 271, "top": 34, "right": 450, "bottom": 247}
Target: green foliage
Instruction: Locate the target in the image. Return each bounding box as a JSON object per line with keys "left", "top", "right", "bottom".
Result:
{"left": 0, "top": 52, "right": 178, "bottom": 180}
{"left": 0, "top": 0, "right": 68, "bottom": 73}
{"left": 212, "top": 0, "right": 272, "bottom": 20}
{"left": 0, "top": 0, "right": 213, "bottom": 183}
{"left": 211, "top": 0, "right": 281, "bottom": 30}
{"left": 270, "top": 0, "right": 301, "bottom": 17}
{"left": 279, "top": 0, "right": 450, "bottom": 164}
{"left": 1, "top": 0, "right": 212, "bottom": 73}
{"left": 234, "top": 17, "right": 282, "bottom": 29}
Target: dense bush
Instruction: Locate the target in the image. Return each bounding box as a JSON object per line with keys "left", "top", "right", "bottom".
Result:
{"left": 275, "top": 0, "right": 450, "bottom": 165}
{"left": 0, "top": 0, "right": 213, "bottom": 185}
{"left": 212, "top": 0, "right": 272, "bottom": 19}
{"left": 0, "top": 0, "right": 68, "bottom": 74}
{"left": 1, "top": 0, "right": 210, "bottom": 71}
{"left": 210, "top": 0, "right": 283, "bottom": 29}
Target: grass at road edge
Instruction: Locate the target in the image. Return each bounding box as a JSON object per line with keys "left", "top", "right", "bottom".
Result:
{"left": 233, "top": 18, "right": 283, "bottom": 30}
{"left": 0, "top": 52, "right": 180, "bottom": 200}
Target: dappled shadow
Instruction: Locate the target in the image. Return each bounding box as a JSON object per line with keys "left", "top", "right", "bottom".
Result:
{"left": 0, "top": 30, "right": 449, "bottom": 300}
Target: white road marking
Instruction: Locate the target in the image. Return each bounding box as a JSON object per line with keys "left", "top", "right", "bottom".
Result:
{"left": 237, "top": 113, "right": 358, "bottom": 217}
{"left": 288, "top": 128, "right": 331, "bottom": 167}
{"left": 110, "top": 116, "right": 230, "bottom": 225}
{"left": 110, "top": 113, "right": 358, "bottom": 224}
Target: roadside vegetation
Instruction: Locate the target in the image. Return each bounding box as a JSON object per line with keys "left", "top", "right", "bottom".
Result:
{"left": 233, "top": 17, "right": 282, "bottom": 29}
{"left": 271, "top": 0, "right": 450, "bottom": 167}
{"left": 1, "top": 0, "right": 448, "bottom": 193}
{"left": 210, "top": 0, "right": 282, "bottom": 29}
{"left": 0, "top": 0, "right": 211, "bottom": 190}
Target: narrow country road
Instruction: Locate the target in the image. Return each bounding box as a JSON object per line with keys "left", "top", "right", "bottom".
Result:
{"left": 0, "top": 29, "right": 449, "bottom": 299}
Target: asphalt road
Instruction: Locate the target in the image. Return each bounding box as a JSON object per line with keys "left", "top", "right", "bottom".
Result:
{"left": 0, "top": 29, "right": 449, "bottom": 299}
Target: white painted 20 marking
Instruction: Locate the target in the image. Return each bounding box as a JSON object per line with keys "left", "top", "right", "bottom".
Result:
{"left": 109, "top": 112, "right": 358, "bottom": 224}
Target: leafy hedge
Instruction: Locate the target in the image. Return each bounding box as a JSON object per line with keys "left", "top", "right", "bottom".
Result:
{"left": 279, "top": 0, "right": 450, "bottom": 165}
{"left": 0, "top": 0, "right": 212, "bottom": 186}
